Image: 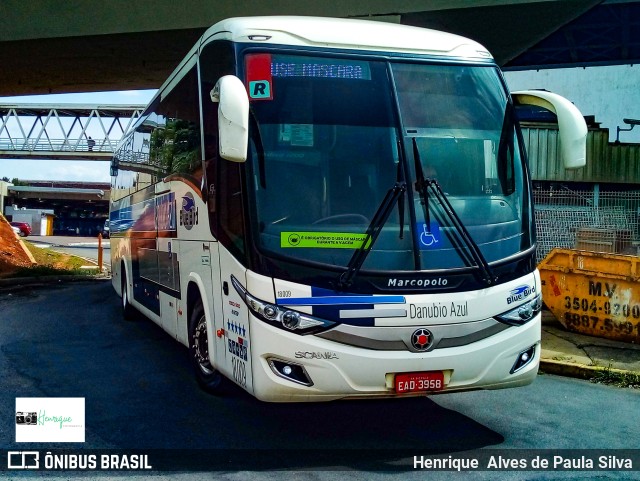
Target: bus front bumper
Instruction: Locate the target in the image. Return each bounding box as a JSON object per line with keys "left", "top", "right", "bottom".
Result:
{"left": 247, "top": 314, "right": 541, "bottom": 402}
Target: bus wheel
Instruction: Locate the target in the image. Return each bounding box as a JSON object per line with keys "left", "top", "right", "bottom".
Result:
{"left": 189, "top": 300, "right": 224, "bottom": 393}
{"left": 121, "top": 270, "right": 136, "bottom": 321}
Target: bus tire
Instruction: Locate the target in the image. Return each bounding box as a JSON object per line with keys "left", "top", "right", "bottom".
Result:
{"left": 189, "top": 300, "right": 224, "bottom": 393}
{"left": 121, "top": 269, "right": 136, "bottom": 321}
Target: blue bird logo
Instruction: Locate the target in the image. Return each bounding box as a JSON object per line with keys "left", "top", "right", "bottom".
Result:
{"left": 510, "top": 285, "right": 532, "bottom": 297}
{"left": 182, "top": 195, "right": 195, "bottom": 212}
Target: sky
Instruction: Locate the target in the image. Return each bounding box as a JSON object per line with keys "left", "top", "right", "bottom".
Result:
{"left": 0, "top": 90, "right": 156, "bottom": 184}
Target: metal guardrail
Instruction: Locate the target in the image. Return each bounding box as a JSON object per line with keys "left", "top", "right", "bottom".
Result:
{"left": 0, "top": 138, "right": 117, "bottom": 153}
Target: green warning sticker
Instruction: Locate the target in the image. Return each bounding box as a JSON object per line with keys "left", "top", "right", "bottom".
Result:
{"left": 281, "top": 232, "right": 369, "bottom": 249}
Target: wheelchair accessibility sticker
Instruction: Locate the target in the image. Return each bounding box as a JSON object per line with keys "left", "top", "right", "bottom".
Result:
{"left": 416, "top": 222, "right": 441, "bottom": 249}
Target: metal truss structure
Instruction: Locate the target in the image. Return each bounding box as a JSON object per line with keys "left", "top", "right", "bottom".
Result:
{"left": 0, "top": 104, "right": 144, "bottom": 160}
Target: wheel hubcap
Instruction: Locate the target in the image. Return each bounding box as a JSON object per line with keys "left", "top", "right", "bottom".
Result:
{"left": 193, "top": 316, "right": 214, "bottom": 375}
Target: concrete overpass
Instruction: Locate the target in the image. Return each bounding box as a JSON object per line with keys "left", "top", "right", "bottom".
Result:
{"left": 0, "top": 0, "right": 602, "bottom": 96}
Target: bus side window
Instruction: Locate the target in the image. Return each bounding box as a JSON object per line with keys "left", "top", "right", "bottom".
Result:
{"left": 149, "top": 67, "right": 203, "bottom": 184}
{"left": 217, "top": 159, "right": 246, "bottom": 259}
{"left": 199, "top": 40, "right": 235, "bottom": 239}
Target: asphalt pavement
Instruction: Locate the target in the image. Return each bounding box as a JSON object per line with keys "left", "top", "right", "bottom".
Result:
{"left": 2, "top": 280, "right": 639, "bottom": 480}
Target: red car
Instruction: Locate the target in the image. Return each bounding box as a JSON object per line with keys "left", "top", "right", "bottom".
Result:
{"left": 10, "top": 221, "right": 31, "bottom": 237}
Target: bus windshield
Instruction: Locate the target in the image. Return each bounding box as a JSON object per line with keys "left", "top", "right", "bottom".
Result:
{"left": 245, "top": 52, "right": 530, "bottom": 273}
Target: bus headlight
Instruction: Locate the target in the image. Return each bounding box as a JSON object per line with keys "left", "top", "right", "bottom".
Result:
{"left": 281, "top": 311, "right": 301, "bottom": 329}
{"left": 495, "top": 294, "right": 542, "bottom": 326}
{"left": 231, "top": 276, "right": 335, "bottom": 335}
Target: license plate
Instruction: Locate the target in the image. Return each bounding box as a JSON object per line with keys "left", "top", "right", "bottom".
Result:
{"left": 395, "top": 371, "right": 445, "bottom": 393}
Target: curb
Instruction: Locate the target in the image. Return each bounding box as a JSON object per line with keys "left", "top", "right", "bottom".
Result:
{"left": 17, "top": 236, "right": 37, "bottom": 264}
{"left": 539, "top": 359, "right": 637, "bottom": 380}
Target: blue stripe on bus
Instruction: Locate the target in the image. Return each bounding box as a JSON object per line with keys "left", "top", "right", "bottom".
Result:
{"left": 277, "top": 295, "right": 405, "bottom": 306}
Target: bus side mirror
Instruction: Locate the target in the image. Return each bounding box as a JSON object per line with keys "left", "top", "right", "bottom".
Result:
{"left": 512, "top": 90, "right": 587, "bottom": 169}
{"left": 211, "top": 75, "right": 249, "bottom": 162}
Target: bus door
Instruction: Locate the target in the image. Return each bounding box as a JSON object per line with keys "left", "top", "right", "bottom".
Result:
{"left": 217, "top": 247, "right": 252, "bottom": 394}
{"left": 203, "top": 239, "right": 228, "bottom": 375}
{"left": 214, "top": 157, "right": 253, "bottom": 393}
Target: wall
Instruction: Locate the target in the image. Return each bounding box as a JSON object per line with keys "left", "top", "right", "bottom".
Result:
{"left": 505, "top": 65, "right": 640, "bottom": 143}
{"left": 3, "top": 206, "right": 54, "bottom": 235}
{"left": 521, "top": 124, "right": 640, "bottom": 184}
{"left": 0, "top": 181, "right": 10, "bottom": 215}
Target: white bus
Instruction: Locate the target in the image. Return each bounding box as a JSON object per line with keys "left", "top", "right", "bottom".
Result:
{"left": 110, "top": 16, "right": 587, "bottom": 402}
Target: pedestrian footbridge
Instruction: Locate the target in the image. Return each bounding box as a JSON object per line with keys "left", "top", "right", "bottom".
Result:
{"left": 0, "top": 104, "right": 144, "bottom": 160}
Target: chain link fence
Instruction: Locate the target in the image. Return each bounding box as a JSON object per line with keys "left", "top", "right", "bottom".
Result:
{"left": 534, "top": 185, "right": 640, "bottom": 263}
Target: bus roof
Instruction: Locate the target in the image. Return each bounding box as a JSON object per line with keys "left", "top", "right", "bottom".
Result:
{"left": 202, "top": 16, "right": 492, "bottom": 60}
{"left": 144, "top": 16, "right": 494, "bottom": 130}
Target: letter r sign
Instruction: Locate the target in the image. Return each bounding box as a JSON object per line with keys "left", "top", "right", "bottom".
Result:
{"left": 246, "top": 53, "right": 273, "bottom": 100}
{"left": 249, "top": 80, "right": 271, "bottom": 99}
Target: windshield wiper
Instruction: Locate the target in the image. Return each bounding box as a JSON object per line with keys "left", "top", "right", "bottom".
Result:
{"left": 336, "top": 179, "right": 406, "bottom": 291}
{"left": 496, "top": 102, "right": 516, "bottom": 195}
{"left": 396, "top": 140, "right": 406, "bottom": 240}
{"left": 412, "top": 138, "right": 496, "bottom": 286}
